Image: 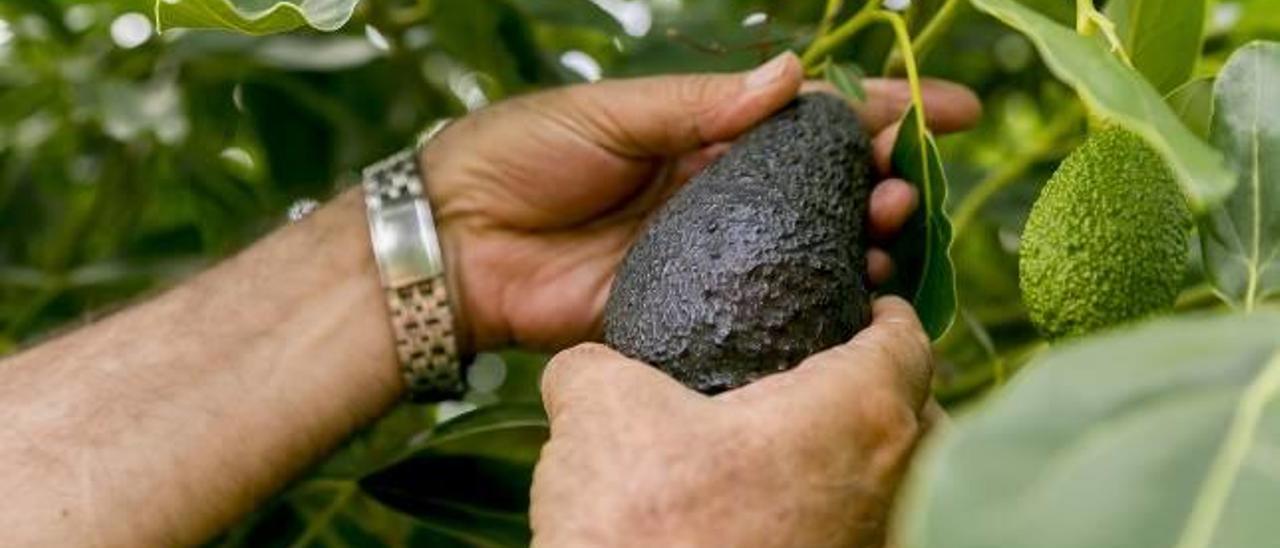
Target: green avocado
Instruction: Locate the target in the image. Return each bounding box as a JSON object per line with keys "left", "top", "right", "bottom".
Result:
{"left": 603, "top": 93, "right": 874, "bottom": 393}
{"left": 1019, "top": 127, "right": 1192, "bottom": 340}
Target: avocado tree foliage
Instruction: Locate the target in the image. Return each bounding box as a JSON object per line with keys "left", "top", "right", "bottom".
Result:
{"left": 2, "top": 0, "right": 1279, "bottom": 545}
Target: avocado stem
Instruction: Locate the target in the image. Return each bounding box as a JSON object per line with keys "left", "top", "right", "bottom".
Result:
{"left": 1075, "top": 0, "right": 1134, "bottom": 67}
{"left": 884, "top": 0, "right": 967, "bottom": 76}
{"left": 801, "top": 0, "right": 881, "bottom": 71}
{"left": 815, "top": 0, "right": 844, "bottom": 43}
{"left": 869, "top": 11, "right": 927, "bottom": 139}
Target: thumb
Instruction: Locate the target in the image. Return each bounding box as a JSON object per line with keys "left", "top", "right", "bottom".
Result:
{"left": 540, "top": 343, "right": 693, "bottom": 422}
{"left": 553, "top": 51, "right": 803, "bottom": 157}
{"left": 728, "top": 297, "right": 935, "bottom": 417}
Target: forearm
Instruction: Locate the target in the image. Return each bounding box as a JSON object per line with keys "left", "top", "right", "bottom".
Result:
{"left": 0, "top": 189, "right": 403, "bottom": 546}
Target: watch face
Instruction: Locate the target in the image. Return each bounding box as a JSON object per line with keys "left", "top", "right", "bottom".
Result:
{"left": 370, "top": 200, "right": 443, "bottom": 287}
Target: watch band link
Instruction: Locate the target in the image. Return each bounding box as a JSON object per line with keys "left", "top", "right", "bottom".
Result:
{"left": 387, "top": 277, "right": 464, "bottom": 401}
{"left": 363, "top": 142, "right": 465, "bottom": 402}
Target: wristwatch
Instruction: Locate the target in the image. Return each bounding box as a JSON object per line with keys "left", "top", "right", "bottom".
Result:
{"left": 362, "top": 120, "right": 466, "bottom": 402}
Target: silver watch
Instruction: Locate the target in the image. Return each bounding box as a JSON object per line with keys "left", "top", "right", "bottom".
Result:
{"left": 362, "top": 120, "right": 465, "bottom": 402}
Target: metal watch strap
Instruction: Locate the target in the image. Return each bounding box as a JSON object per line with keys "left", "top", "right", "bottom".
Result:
{"left": 363, "top": 141, "right": 464, "bottom": 402}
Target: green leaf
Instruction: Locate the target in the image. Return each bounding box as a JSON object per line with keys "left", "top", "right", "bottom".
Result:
{"left": 1017, "top": 0, "right": 1075, "bottom": 25}
{"left": 889, "top": 106, "right": 956, "bottom": 339}
{"left": 280, "top": 482, "right": 425, "bottom": 547}
{"left": 252, "top": 36, "right": 381, "bottom": 71}
{"left": 430, "top": 0, "right": 564, "bottom": 95}
{"left": 512, "top": 0, "right": 620, "bottom": 31}
{"left": 1166, "top": 77, "right": 1215, "bottom": 140}
{"left": 898, "top": 311, "right": 1280, "bottom": 548}
{"left": 314, "top": 402, "right": 437, "bottom": 479}
{"left": 970, "top": 0, "right": 1235, "bottom": 211}
{"left": 154, "top": 0, "right": 360, "bottom": 35}
{"left": 823, "top": 60, "right": 867, "bottom": 103}
{"left": 1201, "top": 42, "right": 1280, "bottom": 309}
{"left": 402, "top": 402, "right": 548, "bottom": 460}
{"left": 359, "top": 404, "right": 549, "bottom": 547}
{"left": 1107, "top": 0, "right": 1206, "bottom": 94}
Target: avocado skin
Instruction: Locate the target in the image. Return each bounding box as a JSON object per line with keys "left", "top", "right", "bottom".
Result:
{"left": 603, "top": 93, "right": 874, "bottom": 393}
{"left": 1019, "top": 127, "right": 1192, "bottom": 340}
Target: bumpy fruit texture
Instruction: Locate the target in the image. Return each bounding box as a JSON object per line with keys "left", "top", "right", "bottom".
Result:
{"left": 603, "top": 93, "right": 873, "bottom": 394}
{"left": 1019, "top": 127, "right": 1192, "bottom": 340}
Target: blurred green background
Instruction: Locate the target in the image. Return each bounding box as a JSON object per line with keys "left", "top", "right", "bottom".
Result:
{"left": 0, "top": 0, "right": 1275, "bottom": 545}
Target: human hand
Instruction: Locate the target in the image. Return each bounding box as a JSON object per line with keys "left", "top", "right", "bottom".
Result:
{"left": 529, "top": 296, "right": 941, "bottom": 548}
{"left": 423, "top": 53, "right": 980, "bottom": 351}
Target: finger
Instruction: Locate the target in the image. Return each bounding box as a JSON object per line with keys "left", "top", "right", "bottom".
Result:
{"left": 861, "top": 79, "right": 982, "bottom": 135}
{"left": 671, "top": 143, "right": 732, "bottom": 187}
{"left": 734, "top": 296, "right": 934, "bottom": 415}
{"left": 800, "top": 78, "right": 981, "bottom": 135}
{"left": 558, "top": 52, "right": 802, "bottom": 158}
{"left": 867, "top": 248, "right": 894, "bottom": 285}
{"left": 540, "top": 343, "right": 692, "bottom": 422}
{"left": 613, "top": 142, "right": 732, "bottom": 224}
{"left": 868, "top": 179, "right": 919, "bottom": 241}
{"left": 872, "top": 122, "right": 900, "bottom": 175}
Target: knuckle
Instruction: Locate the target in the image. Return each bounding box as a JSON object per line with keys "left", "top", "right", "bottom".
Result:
{"left": 540, "top": 343, "right": 617, "bottom": 402}
{"left": 554, "top": 341, "right": 612, "bottom": 363}
{"left": 887, "top": 324, "right": 935, "bottom": 389}
{"left": 670, "top": 75, "right": 723, "bottom": 145}
{"left": 869, "top": 320, "right": 931, "bottom": 369}
{"left": 673, "top": 74, "right": 719, "bottom": 108}
{"left": 541, "top": 345, "right": 588, "bottom": 396}
{"left": 858, "top": 390, "right": 923, "bottom": 451}
{"left": 892, "top": 324, "right": 932, "bottom": 365}
{"left": 848, "top": 328, "right": 897, "bottom": 364}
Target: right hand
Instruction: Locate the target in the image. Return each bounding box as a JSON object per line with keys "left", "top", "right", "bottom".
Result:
{"left": 419, "top": 53, "right": 980, "bottom": 352}
{"left": 530, "top": 296, "right": 943, "bottom": 548}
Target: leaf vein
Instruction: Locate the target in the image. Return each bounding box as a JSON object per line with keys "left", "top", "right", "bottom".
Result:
{"left": 1173, "top": 349, "right": 1280, "bottom": 548}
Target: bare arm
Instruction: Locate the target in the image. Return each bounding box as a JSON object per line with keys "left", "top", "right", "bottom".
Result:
{"left": 0, "top": 190, "right": 402, "bottom": 546}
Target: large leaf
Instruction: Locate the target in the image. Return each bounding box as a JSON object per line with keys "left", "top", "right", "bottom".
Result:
{"left": 512, "top": 0, "right": 620, "bottom": 31}
{"left": 359, "top": 404, "right": 549, "bottom": 547}
{"left": 970, "top": 0, "right": 1235, "bottom": 211}
{"left": 889, "top": 106, "right": 956, "bottom": 339}
{"left": 1018, "top": 0, "right": 1074, "bottom": 25}
{"left": 430, "top": 0, "right": 564, "bottom": 96}
{"left": 1201, "top": 42, "right": 1280, "bottom": 310}
{"left": 154, "top": 0, "right": 359, "bottom": 34}
{"left": 898, "top": 311, "right": 1280, "bottom": 548}
{"left": 1107, "top": 0, "right": 1206, "bottom": 94}
{"left": 823, "top": 60, "right": 868, "bottom": 103}
{"left": 1167, "top": 77, "right": 1215, "bottom": 140}
{"left": 218, "top": 404, "right": 548, "bottom": 546}
{"left": 314, "top": 402, "right": 436, "bottom": 479}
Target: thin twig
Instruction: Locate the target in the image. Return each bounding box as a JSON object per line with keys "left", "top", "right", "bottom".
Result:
{"left": 816, "top": 0, "right": 844, "bottom": 39}
{"left": 885, "top": 0, "right": 968, "bottom": 74}
{"left": 800, "top": 0, "right": 882, "bottom": 71}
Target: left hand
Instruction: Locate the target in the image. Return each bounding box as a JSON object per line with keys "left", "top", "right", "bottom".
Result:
{"left": 530, "top": 296, "right": 943, "bottom": 547}
{"left": 422, "top": 52, "right": 981, "bottom": 351}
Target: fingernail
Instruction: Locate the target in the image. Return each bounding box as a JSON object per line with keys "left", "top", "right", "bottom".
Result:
{"left": 744, "top": 52, "right": 793, "bottom": 90}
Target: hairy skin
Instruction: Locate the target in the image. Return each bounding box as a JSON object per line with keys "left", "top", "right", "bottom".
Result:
{"left": 0, "top": 52, "right": 979, "bottom": 546}
{"left": 0, "top": 192, "right": 399, "bottom": 546}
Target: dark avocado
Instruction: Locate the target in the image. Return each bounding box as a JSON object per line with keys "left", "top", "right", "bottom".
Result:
{"left": 603, "top": 92, "right": 874, "bottom": 393}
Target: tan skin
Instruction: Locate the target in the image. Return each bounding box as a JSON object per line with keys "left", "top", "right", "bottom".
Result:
{"left": 534, "top": 297, "right": 941, "bottom": 547}
{"left": 0, "top": 52, "right": 979, "bottom": 546}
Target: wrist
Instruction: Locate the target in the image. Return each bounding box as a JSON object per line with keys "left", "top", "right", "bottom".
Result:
{"left": 419, "top": 131, "right": 512, "bottom": 353}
